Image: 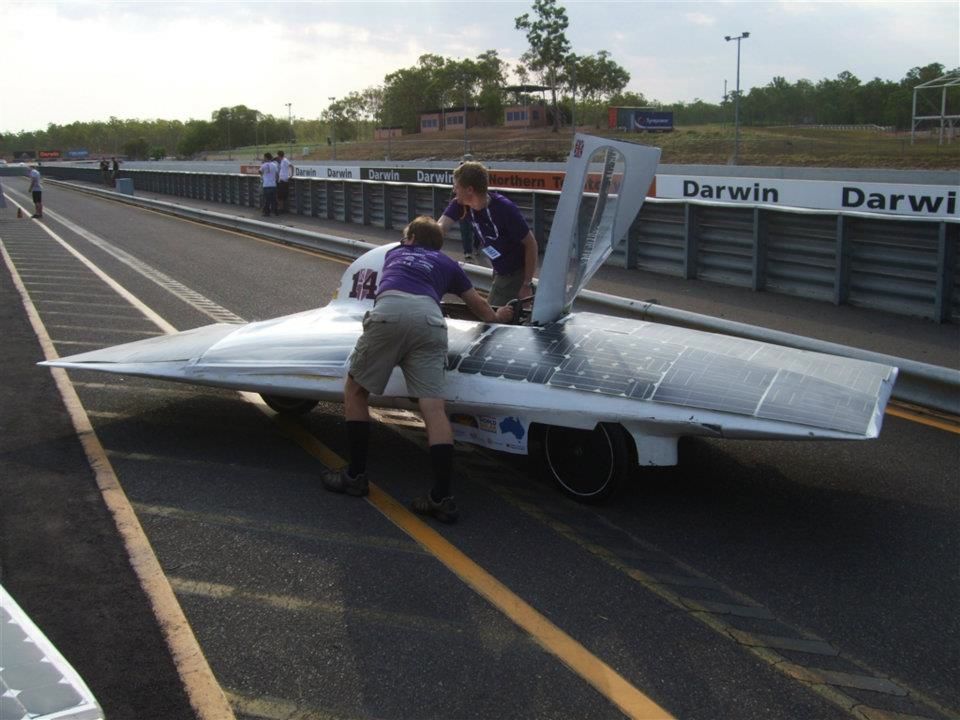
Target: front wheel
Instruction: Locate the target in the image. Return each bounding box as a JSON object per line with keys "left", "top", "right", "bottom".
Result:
{"left": 536, "top": 423, "right": 632, "bottom": 503}
{"left": 260, "top": 394, "right": 319, "bottom": 416}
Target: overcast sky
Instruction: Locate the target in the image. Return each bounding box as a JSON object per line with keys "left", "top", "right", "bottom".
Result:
{"left": 2, "top": 0, "right": 957, "bottom": 134}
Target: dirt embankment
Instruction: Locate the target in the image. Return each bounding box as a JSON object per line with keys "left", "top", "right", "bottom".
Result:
{"left": 234, "top": 125, "right": 960, "bottom": 170}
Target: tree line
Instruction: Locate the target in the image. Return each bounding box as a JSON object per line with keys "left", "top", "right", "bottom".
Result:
{"left": 0, "top": 0, "right": 954, "bottom": 159}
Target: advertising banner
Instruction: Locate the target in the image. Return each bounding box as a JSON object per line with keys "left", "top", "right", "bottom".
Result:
{"left": 38, "top": 150, "right": 62, "bottom": 160}
{"left": 277, "top": 163, "right": 953, "bottom": 219}
{"left": 656, "top": 175, "right": 958, "bottom": 219}
{"left": 295, "top": 165, "right": 359, "bottom": 180}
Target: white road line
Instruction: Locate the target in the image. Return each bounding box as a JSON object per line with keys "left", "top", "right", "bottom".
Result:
{"left": 0, "top": 224, "right": 235, "bottom": 720}
{"left": 42, "top": 208, "right": 245, "bottom": 324}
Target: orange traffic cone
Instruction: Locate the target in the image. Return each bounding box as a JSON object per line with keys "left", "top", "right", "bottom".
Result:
{"left": 16, "top": 207, "right": 23, "bottom": 218}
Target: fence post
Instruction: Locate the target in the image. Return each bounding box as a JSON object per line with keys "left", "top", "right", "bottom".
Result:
{"left": 834, "top": 214, "right": 850, "bottom": 306}
{"left": 361, "top": 182, "right": 371, "bottom": 226}
{"left": 682, "top": 203, "right": 698, "bottom": 280}
{"left": 934, "top": 221, "right": 955, "bottom": 324}
{"left": 751, "top": 207, "right": 767, "bottom": 291}
{"left": 325, "top": 181, "right": 335, "bottom": 221}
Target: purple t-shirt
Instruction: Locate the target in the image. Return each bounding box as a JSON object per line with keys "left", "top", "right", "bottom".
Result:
{"left": 442, "top": 192, "right": 530, "bottom": 275}
{"left": 376, "top": 245, "right": 472, "bottom": 305}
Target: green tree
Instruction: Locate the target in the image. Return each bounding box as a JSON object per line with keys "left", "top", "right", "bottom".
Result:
{"left": 515, "top": 0, "right": 572, "bottom": 132}
{"left": 568, "top": 51, "right": 630, "bottom": 127}
{"left": 177, "top": 120, "right": 218, "bottom": 157}
{"left": 121, "top": 137, "right": 150, "bottom": 159}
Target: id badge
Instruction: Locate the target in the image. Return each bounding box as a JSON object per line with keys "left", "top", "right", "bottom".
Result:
{"left": 482, "top": 245, "right": 501, "bottom": 260}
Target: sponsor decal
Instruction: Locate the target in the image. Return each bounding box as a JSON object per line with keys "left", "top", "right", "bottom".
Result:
{"left": 498, "top": 417, "right": 525, "bottom": 440}
{"left": 477, "top": 416, "right": 498, "bottom": 433}
{"left": 450, "top": 414, "right": 529, "bottom": 454}
{"left": 349, "top": 269, "right": 378, "bottom": 301}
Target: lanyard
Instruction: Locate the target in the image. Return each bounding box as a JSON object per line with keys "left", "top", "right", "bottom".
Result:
{"left": 469, "top": 206, "right": 499, "bottom": 247}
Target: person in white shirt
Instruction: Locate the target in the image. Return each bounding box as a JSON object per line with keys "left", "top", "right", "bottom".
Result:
{"left": 276, "top": 150, "right": 293, "bottom": 213}
{"left": 28, "top": 166, "right": 43, "bottom": 218}
{"left": 259, "top": 152, "right": 279, "bottom": 217}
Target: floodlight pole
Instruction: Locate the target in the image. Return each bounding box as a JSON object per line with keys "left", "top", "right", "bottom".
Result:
{"left": 463, "top": 78, "right": 469, "bottom": 157}
{"left": 725, "top": 32, "right": 750, "bottom": 165}
{"left": 285, "top": 102, "right": 293, "bottom": 158}
{"left": 328, "top": 97, "right": 337, "bottom": 160}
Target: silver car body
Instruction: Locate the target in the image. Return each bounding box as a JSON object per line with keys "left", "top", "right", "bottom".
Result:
{"left": 43, "top": 134, "right": 897, "bottom": 465}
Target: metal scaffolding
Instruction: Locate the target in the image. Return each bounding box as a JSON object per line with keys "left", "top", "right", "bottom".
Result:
{"left": 911, "top": 72, "right": 960, "bottom": 144}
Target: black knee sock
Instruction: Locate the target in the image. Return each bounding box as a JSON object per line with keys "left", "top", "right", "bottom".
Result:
{"left": 429, "top": 444, "right": 454, "bottom": 502}
{"left": 346, "top": 421, "right": 369, "bottom": 476}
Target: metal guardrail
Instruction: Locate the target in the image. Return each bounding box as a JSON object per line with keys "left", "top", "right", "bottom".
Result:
{"left": 40, "top": 178, "right": 960, "bottom": 416}
{"left": 36, "top": 165, "right": 960, "bottom": 324}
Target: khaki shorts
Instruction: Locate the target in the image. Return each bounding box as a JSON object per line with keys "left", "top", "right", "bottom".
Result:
{"left": 488, "top": 269, "right": 523, "bottom": 307}
{"left": 349, "top": 293, "right": 448, "bottom": 397}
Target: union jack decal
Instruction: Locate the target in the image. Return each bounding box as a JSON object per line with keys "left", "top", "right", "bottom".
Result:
{"left": 573, "top": 139, "right": 585, "bottom": 158}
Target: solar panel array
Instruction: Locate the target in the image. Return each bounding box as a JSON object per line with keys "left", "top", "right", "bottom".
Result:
{"left": 449, "top": 312, "right": 890, "bottom": 435}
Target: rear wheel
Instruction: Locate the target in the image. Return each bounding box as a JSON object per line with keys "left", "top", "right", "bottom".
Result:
{"left": 260, "top": 394, "right": 319, "bottom": 416}
{"left": 537, "top": 423, "right": 631, "bottom": 503}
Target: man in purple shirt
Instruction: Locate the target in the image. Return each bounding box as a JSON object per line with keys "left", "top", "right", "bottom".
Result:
{"left": 438, "top": 162, "right": 538, "bottom": 307}
{"left": 322, "top": 216, "right": 513, "bottom": 523}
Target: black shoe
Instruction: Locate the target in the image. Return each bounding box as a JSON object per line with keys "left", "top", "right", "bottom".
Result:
{"left": 411, "top": 494, "right": 459, "bottom": 524}
{"left": 31, "top": 214, "right": 42, "bottom": 219}
{"left": 464, "top": 253, "right": 474, "bottom": 262}
{"left": 322, "top": 467, "right": 369, "bottom": 497}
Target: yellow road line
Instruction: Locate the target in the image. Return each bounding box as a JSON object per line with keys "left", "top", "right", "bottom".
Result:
{"left": 886, "top": 401, "right": 960, "bottom": 434}
{"left": 1, "top": 227, "right": 234, "bottom": 720}
{"left": 275, "top": 413, "right": 673, "bottom": 720}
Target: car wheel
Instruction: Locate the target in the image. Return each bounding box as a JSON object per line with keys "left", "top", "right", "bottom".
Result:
{"left": 539, "top": 423, "right": 631, "bottom": 503}
{"left": 260, "top": 394, "right": 319, "bottom": 415}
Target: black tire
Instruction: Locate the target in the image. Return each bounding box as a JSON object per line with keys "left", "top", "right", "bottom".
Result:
{"left": 538, "top": 423, "right": 631, "bottom": 503}
{"left": 260, "top": 394, "right": 319, "bottom": 416}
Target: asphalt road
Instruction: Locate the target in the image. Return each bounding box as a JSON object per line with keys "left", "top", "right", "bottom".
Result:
{"left": 0, "top": 180, "right": 957, "bottom": 720}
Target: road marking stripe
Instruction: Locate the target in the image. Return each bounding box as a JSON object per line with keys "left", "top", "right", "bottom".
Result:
{"left": 274, "top": 416, "right": 673, "bottom": 720}
{"left": 46, "top": 323, "right": 162, "bottom": 335}
{"left": 373, "top": 398, "right": 959, "bottom": 720}
{"left": 886, "top": 402, "right": 960, "bottom": 434}
{"left": 225, "top": 690, "right": 350, "bottom": 720}
{"left": 51, "top": 340, "right": 113, "bottom": 347}
{"left": 170, "top": 577, "right": 465, "bottom": 635}
{"left": 372, "top": 483, "right": 673, "bottom": 719}
{"left": 0, "top": 229, "right": 234, "bottom": 720}
{"left": 134, "top": 501, "right": 427, "bottom": 556}
{"left": 778, "top": 664, "right": 908, "bottom": 696}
